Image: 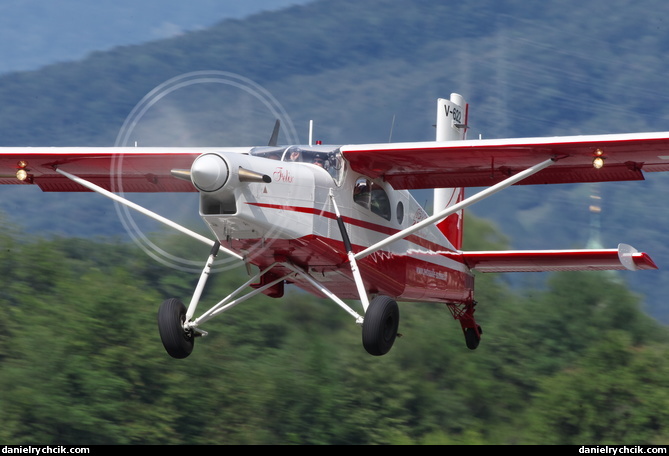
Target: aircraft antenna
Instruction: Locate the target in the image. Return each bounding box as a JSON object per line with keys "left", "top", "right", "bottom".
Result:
{"left": 388, "top": 115, "right": 396, "bottom": 142}
{"left": 586, "top": 184, "right": 603, "bottom": 250}
{"left": 586, "top": 183, "right": 620, "bottom": 281}
{"left": 309, "top": 120, "right": 314, "bottom": 145}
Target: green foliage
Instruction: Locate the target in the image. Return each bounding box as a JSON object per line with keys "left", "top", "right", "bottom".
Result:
{"left": 0, "top": 220, "right": 668, "bottom": 444}
{"left": 524, "top": 333, "right": 669, "bottom": 444}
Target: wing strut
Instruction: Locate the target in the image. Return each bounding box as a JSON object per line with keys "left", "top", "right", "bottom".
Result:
{"left": 329, "top": 189, "right": 371, "bottom": 312}
{"left": 283, "top": 262, "right": 365, "bottom": 324}
{"left": 54, "top": 168, "right": 244, "bottom": 261}
{"left": 354, "top": 157, "right": 558, "bottom": 260}
{"left": 191, "top": 262, "right": 290, "bottom": 327}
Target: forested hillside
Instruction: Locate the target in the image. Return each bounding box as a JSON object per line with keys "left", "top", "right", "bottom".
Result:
{"left": 2, "top": 215, "right": 669, "bottom": 444}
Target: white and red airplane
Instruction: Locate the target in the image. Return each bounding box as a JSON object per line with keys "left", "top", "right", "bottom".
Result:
{"left": 0, "top": 93, "right": 667, "bottom": 359}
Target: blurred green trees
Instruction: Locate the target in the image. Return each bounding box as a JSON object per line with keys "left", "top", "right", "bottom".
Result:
{"left": 0, "top": 214, "right": 667, "bottom": 444}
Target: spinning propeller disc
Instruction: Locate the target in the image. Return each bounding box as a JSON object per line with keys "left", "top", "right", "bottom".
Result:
{"left": 113, "top": 71, "right": 298, "bottom": 273}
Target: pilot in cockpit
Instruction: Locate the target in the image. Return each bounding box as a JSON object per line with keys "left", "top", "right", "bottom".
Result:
{"left": 311, "top": 153, "right": 326, "bottom": 168}
{"left": 289, "top": 149, "right": 302, "bottom": 162}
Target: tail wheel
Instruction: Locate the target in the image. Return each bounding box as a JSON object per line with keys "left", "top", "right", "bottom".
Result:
{"left": 158, "top": 298, "right": 194, "bottom": 359}
{"left": 362, "top": 295, "right": 400, "bottom": 356}
{"left": 464, "top": 325, "right": 482, "bottom": 350}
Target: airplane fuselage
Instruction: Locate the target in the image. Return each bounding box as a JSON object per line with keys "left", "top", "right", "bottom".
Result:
{"left": 193, "top": 145, "right": 475, "bottom": 305}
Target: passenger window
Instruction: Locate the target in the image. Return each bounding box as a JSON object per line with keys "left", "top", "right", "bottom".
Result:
{"left": 353, "top": 178, "right": 391, "bottom": 221}
{"left": 396, "top": 201, "right": 404, "bottom": 224}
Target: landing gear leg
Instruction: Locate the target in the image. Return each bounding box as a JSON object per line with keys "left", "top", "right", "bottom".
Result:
{"left": 447, "top": 300, "right": 482, "bottom": 350}
{"left": 157, "top": 241, "right": 221, "bottom": 359}
{"left": 329, "top": 190, "right": 400, "bottom": 356}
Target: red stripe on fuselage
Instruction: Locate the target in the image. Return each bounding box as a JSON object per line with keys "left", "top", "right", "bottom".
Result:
{"left": 246, "top": 202, "right": 456, "bottom": 254}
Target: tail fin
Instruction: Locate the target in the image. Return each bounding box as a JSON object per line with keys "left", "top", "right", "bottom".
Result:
{"left": 434, "top": 94, "right": 468, "bottom": 250}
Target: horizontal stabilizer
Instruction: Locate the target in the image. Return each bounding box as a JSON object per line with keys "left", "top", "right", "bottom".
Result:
{"left": 459, "top": 243, "right": 657, "bottom": 273}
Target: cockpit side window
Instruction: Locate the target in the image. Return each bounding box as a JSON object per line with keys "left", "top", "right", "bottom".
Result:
{"left": 353, "top": 177, "right": 391, "bottom": 221}
{"left": 353, "top": 178, "right": 371, "bottom": 209}
{"left": 325, "top": 149, "right": 344, "bottom": 184}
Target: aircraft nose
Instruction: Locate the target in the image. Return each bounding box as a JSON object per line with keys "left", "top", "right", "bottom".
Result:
{"left": 191, "top": 153, "right": 229, "bottom": 192}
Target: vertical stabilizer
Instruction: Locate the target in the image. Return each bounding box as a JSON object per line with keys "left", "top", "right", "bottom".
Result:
{"left": 434, "top": 94, "right": 468, "bottom": 250}
{"left": 436, "top": 94, "right": 467, "bottom": 142}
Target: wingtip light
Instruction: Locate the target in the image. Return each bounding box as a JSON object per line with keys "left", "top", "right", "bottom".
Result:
{"left": 16, "top": 169, "right": 28, "bottom": 181}
{"left": 592, "top": 149, "right": 605, "bottom": 169}
{"left": 16, "top": 161, "right": 32, "bottom": 182}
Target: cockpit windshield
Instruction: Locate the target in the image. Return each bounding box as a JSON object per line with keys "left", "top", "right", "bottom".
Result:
{"left": 251, "top": 145, "right": 344, "bottom": 184}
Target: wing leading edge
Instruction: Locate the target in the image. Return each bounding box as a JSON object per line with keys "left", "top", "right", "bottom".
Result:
{"left": 341, "top": 131, "right": 669, "bottom": 189}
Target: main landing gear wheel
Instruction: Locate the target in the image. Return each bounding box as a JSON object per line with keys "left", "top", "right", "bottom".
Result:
{"left": 362, "top": 295, "right": 400, "bottom": 356}
{"left": 158, "top": 298, "right": 194, "bottom": 359}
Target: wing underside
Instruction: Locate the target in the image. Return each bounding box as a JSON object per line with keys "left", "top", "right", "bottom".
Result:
{"left": 341, "top": 131, "right": 669, "bottom": 189}
{"left": 0, "top": 147, "right": 252, "bottom": 192}
{"left": 2, "top": 132, "right": 669, "bottom": 192}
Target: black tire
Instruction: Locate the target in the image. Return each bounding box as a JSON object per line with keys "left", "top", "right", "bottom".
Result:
{"left": 362, "top": 295, "right": 400, "bottom": 356}
{"left": 464, "top": 326, "right": 481, "bottom": 350}
{"left": 158, "top": 298, "right": 194, "bottom": 359}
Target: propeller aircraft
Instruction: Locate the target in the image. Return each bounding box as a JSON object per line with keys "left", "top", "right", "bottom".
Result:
{"left": 0, "top": 93, "right": 667, "bottom": 358}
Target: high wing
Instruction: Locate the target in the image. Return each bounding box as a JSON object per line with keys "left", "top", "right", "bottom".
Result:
{"left": 341, "top": 131, "right": 669, "bottom": 189}
{"left": 5, "top": 131, "right": 669, "bottom": 192}
{"left": 0, "top": 147, "right": 250, "bottom": 192}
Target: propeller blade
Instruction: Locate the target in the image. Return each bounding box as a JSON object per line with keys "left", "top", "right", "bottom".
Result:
{"left": 171, "top": 169, "right": 191, "bottom": 181}
{"left": 238, "top": 167, "right": 271, "bottom": 183}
